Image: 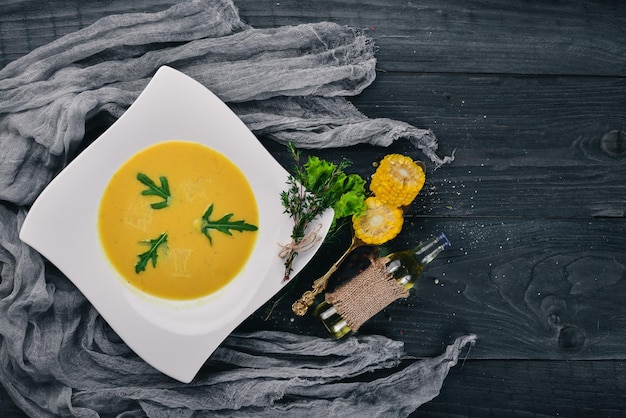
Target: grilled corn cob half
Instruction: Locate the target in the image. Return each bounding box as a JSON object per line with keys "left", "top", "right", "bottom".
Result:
{"left": 369, "top": 154, "right": 425, "bottom": 207}
{"left": 352, "top": 197, "right": 404, "bottom": 245}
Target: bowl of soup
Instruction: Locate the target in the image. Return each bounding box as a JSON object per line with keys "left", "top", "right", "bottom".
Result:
{"left": 19, "top": 66, "right": 333, "bottom": 383}
{"left": 99, "top": 140, "right": 260, "bottom": 301}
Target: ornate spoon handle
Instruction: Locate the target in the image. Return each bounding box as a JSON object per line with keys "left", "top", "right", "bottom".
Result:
{"left": 292, "top": 234, "right": 365, "bottom": 316}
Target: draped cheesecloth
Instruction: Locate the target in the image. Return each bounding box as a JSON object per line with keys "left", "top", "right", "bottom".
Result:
{"left": 0, "top": 1, "right": 471, "bottom": 416}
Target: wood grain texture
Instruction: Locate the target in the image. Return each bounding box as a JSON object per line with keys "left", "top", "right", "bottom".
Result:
{"left": 2, "top": 1, "right": 626, "bottom": 76}
{"left": 390, "top": 71, "right": 626, "bottom": 218}
{"left": 235, "top": 0, "right": 626, "bottom": 76}
{"left": 242, "top": 214, "right": 626, "bottom": 360}
{"left": 412, "top": 360, "right": 626, "bottom": 418}
{"left": 263, "top": 69, "right": 626, "bottom": 219}
{"left": 0, "top": 1, "right": 179, "bottom": 65}
{"left": 1, "top": 0, "right": 625, "bottom": 417}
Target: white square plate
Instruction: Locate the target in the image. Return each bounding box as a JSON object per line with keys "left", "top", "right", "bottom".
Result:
{"left": 19, "top": 66, "right": 332, "bottom": 383}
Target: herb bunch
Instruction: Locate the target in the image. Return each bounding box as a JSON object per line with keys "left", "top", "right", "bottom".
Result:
{"left": 280, "top": 143, "right": 366, "bottom": 281}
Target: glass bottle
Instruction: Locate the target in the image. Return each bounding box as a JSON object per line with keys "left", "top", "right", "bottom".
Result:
{"left": 314, "top": 232, "right": 451, "bottom": 339}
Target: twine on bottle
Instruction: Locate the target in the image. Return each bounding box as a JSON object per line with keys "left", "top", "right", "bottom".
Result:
{"left": 278, "top": 223, "right": 323, "bottom": 259}
{"left": 325, "top": 256, "right": 409, "bottom": 331}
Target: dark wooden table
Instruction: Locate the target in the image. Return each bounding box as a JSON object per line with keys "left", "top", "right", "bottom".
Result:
{"left": 2, "top": 1, "right": 625, "bottom": 417}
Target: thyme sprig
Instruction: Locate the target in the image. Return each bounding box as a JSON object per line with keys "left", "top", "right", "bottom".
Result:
{"left": 280, "top": 143, "right": 366, "bottom": 281}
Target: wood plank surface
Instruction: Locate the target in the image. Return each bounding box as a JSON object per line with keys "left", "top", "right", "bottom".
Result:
{"left": 237, "top": 0, "right": 626, "bottom": 76}
{"left": 415, "top": 360, "right": 626, "bottom": 418}
{"left": 2, "top": 1, "right": 626, "bottom": 76}
{"left": 242, "top": 211, "right": 626, "bottom": 360}
{"left": 264, "top": 75, "right": 626, "bottom": 219}
{"left": 1, "top": 0, "right": 625, "bottom": 417}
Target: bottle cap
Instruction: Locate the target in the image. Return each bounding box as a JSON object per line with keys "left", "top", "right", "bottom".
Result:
{"left": 435, "top": 231, "right": 451, "bottom": 249}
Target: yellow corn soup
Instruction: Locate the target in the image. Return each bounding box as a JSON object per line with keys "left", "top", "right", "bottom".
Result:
{"left": 98, "top": 140, "right": 259, "bottom": 300}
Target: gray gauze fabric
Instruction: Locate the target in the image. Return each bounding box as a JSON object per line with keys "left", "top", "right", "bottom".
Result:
{"left": 0, "top": 0, "right": 468, "bottom": 416}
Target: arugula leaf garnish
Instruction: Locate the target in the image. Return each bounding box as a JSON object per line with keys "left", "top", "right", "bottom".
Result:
{"left": 199, "top": 204, "right": 258, "bottom": 245}
{"left": 137, "top": 173, "right": 171, "bottom": 209}
{"left": 135, "top": 232, "right": 168, "bottom": 273}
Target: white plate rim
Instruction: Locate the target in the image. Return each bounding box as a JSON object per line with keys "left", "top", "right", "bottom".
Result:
{"left": 19, "top": 66, "right": 333, "bottom": 383}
